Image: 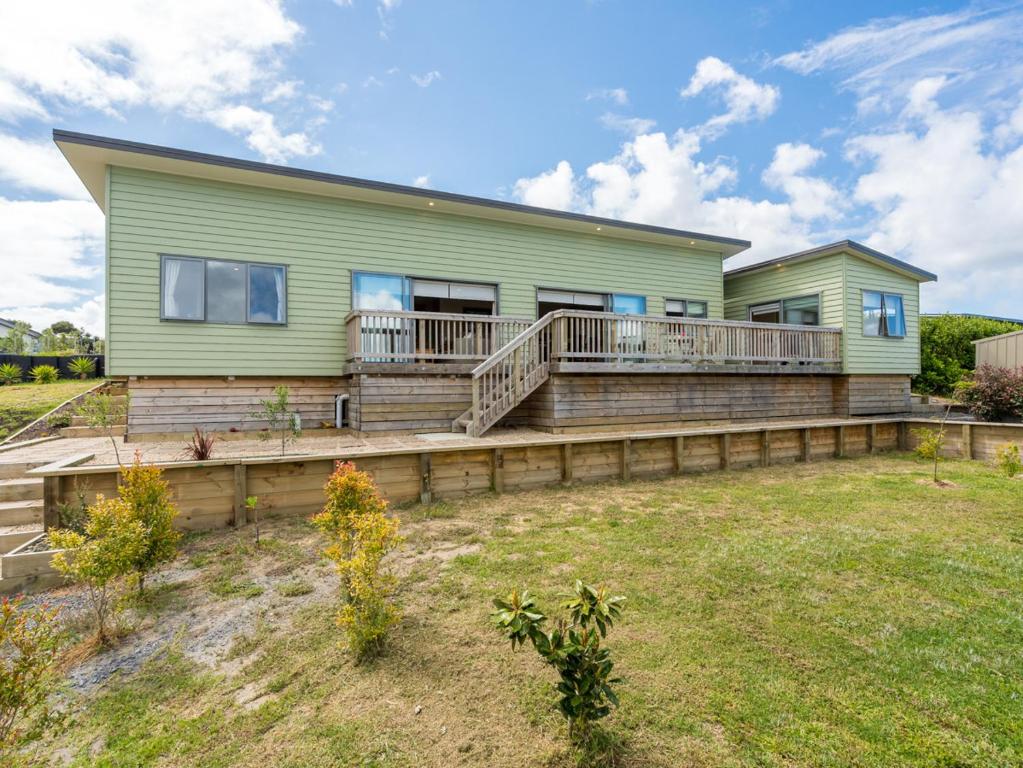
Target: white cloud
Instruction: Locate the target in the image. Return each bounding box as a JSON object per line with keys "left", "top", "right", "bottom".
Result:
{"left": 4, "top": 295, "right": 106, "bottom": 337}
{"left": 845, "top": 84, "right": 1023, "bottom": 314}
{"left": 0, "top": 80, "right": 48, "bottom": 122}
{"left": 363, "top": 75, "right": 384, "bottom": 88}
{"left": 680, "top": 57, "right": 780, "bottom": 135}
{"left": 774, "top": 6, "right": 1023, "bottom": 115}
{"left": 412, "top": 175, "right": 431, "bottom": 188}
{"left": 586, "top": 88, "right": 629, "bottom": 105}
{"left": 514, "top": 160, "right": 577, "bottom": 210}
{"left": 0, "top": 198, "right": 104, "bottom": 312}
{"left": 761, "top": 143, "right": 840, "bottom": 220}
{"left": 0, "top": 134, "right": 90, "bottom": 199}
{"left": 514, "top": 130, "right": 824, "bottom": 265}
{"left": 599, "top": 112, "right": 657, "bottom": 136}
{"left": 411, "top": 71, "right": 442, "bottom": 88}
{"left": 208, "top": 105, "right": 321, "bottom": 164}
{"left": 0, "top": 1, "right": 323, "bottom": 163}
{"left": 262, "top": 80, "right": 301, "bottom": 103}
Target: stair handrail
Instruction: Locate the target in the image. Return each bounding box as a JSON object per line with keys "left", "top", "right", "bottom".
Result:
{"left": 468, "top": 310, "right": 563, "bottom": 436}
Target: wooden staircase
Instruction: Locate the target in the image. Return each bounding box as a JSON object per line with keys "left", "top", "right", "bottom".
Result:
{"left": 59, "top": 380, "right": 129, "bottom": 438}
{"left": 0, "top": 460, "right": 53, "bottom": 594}
{"left": 452, "top": 313, "right": 557, "bottom": 437}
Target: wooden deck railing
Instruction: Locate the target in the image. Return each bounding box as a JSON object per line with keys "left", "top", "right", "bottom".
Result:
{"left": 465, "top": 310, "right": 843, "bottom": 435}
{"left": 555, "top": 310, "right": 843, "bottom": 365}
{"left": 345, "top": 310, "right": 532, "bottom": 363}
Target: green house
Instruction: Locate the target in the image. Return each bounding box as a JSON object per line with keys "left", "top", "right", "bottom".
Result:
{"left": 55, "top": 130, "right": 937, "bottom": 436}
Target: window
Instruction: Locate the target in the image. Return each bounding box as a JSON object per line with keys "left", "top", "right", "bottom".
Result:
{"left": 749, "top": 302, "right": 781, "bottom": 324}
{"left": 863, "top": 291, "right": 905, "bottom": 337}
{"left": 749, "top": 295, "right": 821, "bottom": 326}
{"left": 611, "top": 294, "right": 647, "bottom": 315}
{"left": 353, "top": 272, "right": 410, "bottom": 311}
{"left": 353, "top": 272, "right": 497, "bottom": 315}
{"left": 161, "top": 255, "right": 287, "bottom": 325}
{"left": 781, "top": 295, "right": 820, "bottom": 326}
{"left": 665, "top": 299, "right": 708, "bottom": 318}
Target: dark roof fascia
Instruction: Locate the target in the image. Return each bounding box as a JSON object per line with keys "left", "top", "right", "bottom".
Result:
{"left": 723, "top": 239, "right": 937, "bottom": 282}
{"left": 53, "top": 129, "right": 751, "bottom": 252}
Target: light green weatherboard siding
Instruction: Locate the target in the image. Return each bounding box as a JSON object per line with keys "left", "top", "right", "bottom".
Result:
{"left": 842, "top": 256, "right": 921, "bottom": 375}
{"left": 724, "top": 251, "right": 921, "bottom": 375}
{"left": 107, "top": 167, "right": 725, "bottom": 376}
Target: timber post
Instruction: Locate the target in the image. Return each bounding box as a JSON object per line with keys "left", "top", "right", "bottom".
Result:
{"left": 419, "top": 453, "right": 432, "bottom": 504}
{"left": 233, "top": 463, "right": 247, "bottom": 526}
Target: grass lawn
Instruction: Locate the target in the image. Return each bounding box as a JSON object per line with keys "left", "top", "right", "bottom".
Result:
{"left": 14, "top": 455, "right": 1023, "bottom": 767}
{"left": 0, "top": 379, "right": 99, "bottom": 440}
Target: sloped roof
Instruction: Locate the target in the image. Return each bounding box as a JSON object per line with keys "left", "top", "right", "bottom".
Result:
{"left": 724, "top": 240, "right": 937, "bottom": 283}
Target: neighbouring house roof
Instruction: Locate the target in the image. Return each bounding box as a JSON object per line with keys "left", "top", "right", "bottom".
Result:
{"left": 924, "top": 312, "right": 1023, "bottom": 325}
{"left": 53, "top": 129, "right": 752, "bottom": 258}
{"left": 0, "top": 318, "right": 40, "bottom": 339}
{"left": 723, "top": 240, "right": 938, "bottom": 283}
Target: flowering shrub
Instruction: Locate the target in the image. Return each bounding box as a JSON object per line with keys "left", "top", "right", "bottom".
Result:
{"left": 954, "top": 364, "right": 1023, "bottom": 422}
{"left": 312, "top": 461, "right": 403, "bottom": 660}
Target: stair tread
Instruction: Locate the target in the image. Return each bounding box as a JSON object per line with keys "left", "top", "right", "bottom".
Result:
{"left": 0, "top": 478, "right": 43, "bottom": 487}
{"left": 0, "top": 523, "right": 43, "bottom": 536}
{"left": 0, "top": 499, "right": 43, "bottom": 510}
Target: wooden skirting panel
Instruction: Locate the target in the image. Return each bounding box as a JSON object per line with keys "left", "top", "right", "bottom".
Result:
{"left": 35, "top": 417, "right": 929, "bottom": 533}
{"left": 127, "top": 377, "right": 349, "bottom": 435}
{"left": 845, "top": 375, "right": 911, "bottom": 415}
{"left": 521, "top": 373, "right": 841, "bottom": 432}
{"left": 349, "top": 374, "right": 472, "bottom": 433}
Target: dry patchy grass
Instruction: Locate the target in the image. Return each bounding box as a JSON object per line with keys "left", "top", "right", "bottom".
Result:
{"left": 10, "top": 454, "right": 1023, "bottom": 767}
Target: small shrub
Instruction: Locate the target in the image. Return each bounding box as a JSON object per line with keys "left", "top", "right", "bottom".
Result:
{"left": 118, "top": 454, "right": 181, "bottom": 594}
{"left": 183, "top": 427, "right": 216, "bottom": 461}
{"left": 77, "top": 392, "right": 130, "bottom": 465}
{"left": 954, "top": 364, "right": 1023, "bottom": 422}
{"left": 0, "top": 597, "right": 63, "bottom": 749}
{"left": 251, "top": 385, "right": 301, "bottom": 456}
{"left": 311, "top": 461, "right": 403, "bottom": 661}
{"left": 45, "top": 411, "right": 72, "bottom": 430}
{"left": 995, "top": 443, "right": 1022, "bottom": 478}
{"left": 50, "top": 496, "right": 146, "bottom": 643}
{"left": 912, "top": 427, "right": 943, "bottom": 461}
{"left": 0, "top": 362, "right": 22, "bottom": 385}
{"left": 67, "top": 357, "right": 96, "bottom": 379}
{"left": 492, "top": 580, "right": 626, "bottom": 745}
{"left": 56, "top": 484, "right": 90, "bottom": 534}
{"left": 28, "top": 365, "right": 59, "bottom": 384}
{"left": 246, "top": 496, "right": 260, "bottom": 547}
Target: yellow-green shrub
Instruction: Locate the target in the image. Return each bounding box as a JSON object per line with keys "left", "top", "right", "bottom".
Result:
{"left": 0, "top": 597, "right": 63, "bottom": 749}
{"left": 50, "top": 497, "right": 145, "bottom": 642}
{"left": 994, "top": 442, "right": 1021, "bottom": 478}
{"left": 118, "top": 454, "right": 181, "bottom": 593}
{"left": 311, "top": 461, "right": 403, "bottom": 660}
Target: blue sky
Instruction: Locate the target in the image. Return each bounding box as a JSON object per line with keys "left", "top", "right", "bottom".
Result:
{"left": 2, "top": 0, "right": 1022, "bottom": 334}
